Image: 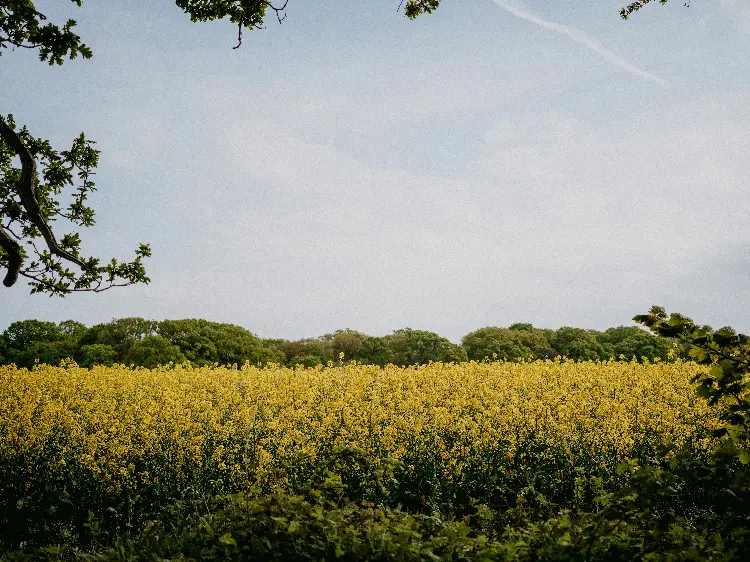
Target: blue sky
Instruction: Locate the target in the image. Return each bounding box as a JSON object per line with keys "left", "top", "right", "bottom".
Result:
{"left": 1, "top": 0, "right": 749, "bottom": 341}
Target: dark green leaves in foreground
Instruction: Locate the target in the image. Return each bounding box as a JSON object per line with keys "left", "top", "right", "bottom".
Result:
{"left": 635, "top": 305, "right": 750, "bottom": 462}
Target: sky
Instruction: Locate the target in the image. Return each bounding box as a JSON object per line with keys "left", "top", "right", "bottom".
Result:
{"left": 1, "top": 0, "right": 749, "bottom": 342}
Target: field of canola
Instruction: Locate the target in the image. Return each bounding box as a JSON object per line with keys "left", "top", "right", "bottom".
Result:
{"left": 0, "top": 359, "right": 725, "bottom": 548}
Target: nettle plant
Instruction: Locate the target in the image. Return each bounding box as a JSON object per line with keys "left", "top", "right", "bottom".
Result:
{"left": 635, "top": 306, "right": 750, "bottom": 463}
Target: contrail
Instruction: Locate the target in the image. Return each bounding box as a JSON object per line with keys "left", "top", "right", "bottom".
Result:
{"left": 493, "top": 0, "right": 668, "bottom": 86}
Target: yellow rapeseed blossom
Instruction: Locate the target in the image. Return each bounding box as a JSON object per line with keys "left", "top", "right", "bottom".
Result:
{"left": 0, "top": 359, "right": 721, "bottom": 495}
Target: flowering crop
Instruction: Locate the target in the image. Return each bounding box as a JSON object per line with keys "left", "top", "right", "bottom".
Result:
{"left": 0, "top": 359, "right": 723, "bottom": 547}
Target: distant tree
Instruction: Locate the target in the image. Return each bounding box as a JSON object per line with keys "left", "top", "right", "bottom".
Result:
{"left": 14, "top": 339, "right": 79, "bottom": 368}
{"left": 57, "top": 319, "right": 87, "bottom": 342}
{"left": 157, "top": 319, "right": 221, "bottom": 365}
{"left": 356, "top": 336, "right": 394, "bottom": 367}
{"left": 79, "top": 318, "right": 156, "bottom": 359}
{"left": 0, "top": 319, "right": 82, "bottom": 367}
{"left": 508, "top": 323, "right": 535, "bottom": 332}
{"left": 279, "top": 338, "right": 334, "bottom": 366}
{"left": 550, "top": 327, "right": 604, "bottom": 361}
{"left": 462, "top": 327, "right": 535, "bottom": 362}
{"left": 122, "top": 336, "right": 186, "bottom": 368}
{"left": 77, "top": 343, "right": 117, "bottom": 368}
{"left": 290, "top": 354, "right": 325, "bottom": 368}
{"left": 329, "top": 330, "right": 364, "bottom": 362}
{"left": 2, "top": 319, "right": 63, "bottom": 351}
{"left": 209, "top": 323, "right": 284, "bottom": 366}
{"left": 443, "top": 343, "right": 469, "bottom": 363}
{"left": 596, "top": 325, "right": 675, "bottom": 362}
{"left": 385, "top": 328, "right": 465, "bottom": 366}
{"left": 157, "top": 319, "right": 283, "bottom": 366}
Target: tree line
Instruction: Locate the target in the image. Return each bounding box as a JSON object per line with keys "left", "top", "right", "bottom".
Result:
{"left": 0, "top": 317, "right": 690, "bottom": 369}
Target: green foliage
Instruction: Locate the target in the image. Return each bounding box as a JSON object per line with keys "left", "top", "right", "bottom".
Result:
{"left": 403, "top": 0, "right": 441, "bottom": 20}
{"left": 596, "top": 325, "right": 676, "bottom": 362}
{"left": 355, "top": 335, "right": 395, "bottom": 367}
{"left": 0, "top": 319, "right": 73, "bottom": 367}
{"left": 121, "top": 336, "right": 186, "bottom": 368}
{"left": 463, "top": 327, "right": 531, "bottom": 361}
{"left": 79, "top": 318, "right": 156, "bottom": 358}
{"left": 329, "top": 329, "right": 364, "bottom": 362}
{"left": 0, "top": 316, "right": 718, "bottom": 369}
{"left": 551, "top": 327, "right": 604, "bottom": 361}
{"left": 0, "top": 319, "right": 93, "bottom": 367}
{"left": 14, "top": 340, "right": 78, "bottom": 369}
{"left": 2, "top": 320, "right": 62, "bottom": 351}
{"left": 0, "top": 1, "right": 92, "bottom": 65}
{"left": 278, "top": 338, "right": 334, "bottom": 366}
{"left": 635, "top": 306, "right": 750, "bottom": 461}
{"left": 156, "top": 319, "right": 285, "bottom": 367}
{"left": 57, "top": 320, "right": 87, "bottom": 342}
{"left": 290, "top": 354, "right": 324, "bottom": 368}
{"left": 76, "top": 344, "right": 116, "bottom": 368}
{"left": 462, "top": 326, "right": 553, "bottom": 362}
{"left": 0, "top": 115, "right": 151, "bottom": 294}
{"left": 385, "top": 328, "right": 465, "bottom": 366}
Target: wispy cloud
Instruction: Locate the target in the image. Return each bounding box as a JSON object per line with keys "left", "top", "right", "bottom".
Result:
{"left": 492, "top": 0, "right": 668, "bottom": 86}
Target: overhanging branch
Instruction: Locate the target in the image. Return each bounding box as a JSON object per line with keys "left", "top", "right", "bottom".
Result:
{"left": 0, "top": 225, "right": 22, "bottom": 286}
{"left": 0, "top": 115, "right": 87, "bottom": 287}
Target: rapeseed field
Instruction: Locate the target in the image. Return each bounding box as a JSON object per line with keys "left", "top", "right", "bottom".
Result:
{"left": 0, "top": 359, "right": 723, "bottom": 549}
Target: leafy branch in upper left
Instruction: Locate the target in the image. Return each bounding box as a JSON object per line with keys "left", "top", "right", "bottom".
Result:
{"left": 0, "top": 115, "right": 150, "bottom": 295}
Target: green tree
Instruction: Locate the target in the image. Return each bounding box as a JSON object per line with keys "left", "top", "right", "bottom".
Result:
{"left": 79, "top": 317, "right": 156, "bottom": 360}
{"left": 461, "top": 326, "right": 553, "bottom": 362}
{"left": 508, "top": 322, "right": 534, "bottom": 332}
{"left": 279, "top": 338, "right": 334, "bottom": 366}
{"left": 122, "top": 335, "right": 186, "bottom": 368}
{"left": 157, "top": 319, "right": 283, "bottom": 366}
{"left": 0, "top": 319, "right": 74, "bottom": 367}
{"left": 289, "top": 354, "right": 325, "bottom": 368}
{"left": 57, "top": 319, "right": 87, "bottom": 342}
{"left": 356, "top": 336, "right": 394, "bottom": 367}
{"left": 550, "top": 326, "right": 604, "bottom": 361}
{"left": 0, "top": 1, "right": 438, "bottom": 295}
{"left": 2, "top": 319, "right": 62, "bottom": 349}
{"left": 328, "top": 330, "right": 364, "bottom": 362}
{"left": 462, "top": 327, "right": 531, "bottom": 362}
{"left": 12, "top": 339, "right": 78, "bottom": 368}
{"left": 77, "top": 343, "right": 117, "bottom": 368}
{"left": 157, "top": 319, "right": 222, "bottom": 365}
{"left": 596, "top": 325, "right": 675, "bottom": 362}
{"left": 385, "top": 328, "right": 465, "bottom": 366}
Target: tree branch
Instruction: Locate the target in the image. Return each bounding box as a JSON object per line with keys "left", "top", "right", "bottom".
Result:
{"left": 0, "top": 224, "right": 22, "bottom": 286}
{"left": 0, "top": 115, "right": 87, "bottom": 286}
